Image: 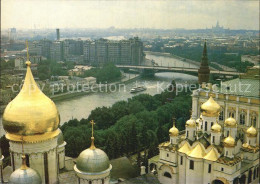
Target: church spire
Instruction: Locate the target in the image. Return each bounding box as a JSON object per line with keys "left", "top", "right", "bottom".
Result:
{"left": 198, "top": 40, "right": 210, "bottom": 84}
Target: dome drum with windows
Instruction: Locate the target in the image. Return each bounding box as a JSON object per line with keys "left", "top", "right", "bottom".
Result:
{"left": 2, "top": 58, "right": 60, "bottom": 143}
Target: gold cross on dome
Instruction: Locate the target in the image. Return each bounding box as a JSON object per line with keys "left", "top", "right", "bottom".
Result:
{"left": 90, "top": 120, "right": 95, "bottom": 137}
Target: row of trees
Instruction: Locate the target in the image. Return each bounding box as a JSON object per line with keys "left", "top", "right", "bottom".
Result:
{"left": 81, "top": 62, "right": 122, "bottom": 83}
{"left": 37, "top": 60, "right": 72, "bottom": 80}
{"left": 61, "top": 89, "right": 191, "bottom": 159}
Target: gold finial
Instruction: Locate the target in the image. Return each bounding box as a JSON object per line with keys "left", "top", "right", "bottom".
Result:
{"left": 25, "top": 41, "right": 31, "bottom": 67}
{"left": 189, "top": 110, "right": 193, "bottom": 119}
{"left": 20, "top": 136, "right": 27, "bottom": 170}
{"left": 172, "top": 117, "right": 176, "bottom": 127}
{"left": 90, "top": 120, "right": 96, "bottom": 149}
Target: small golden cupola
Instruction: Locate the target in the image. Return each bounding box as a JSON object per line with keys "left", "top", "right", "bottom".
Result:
{"left": 224, "top": 117, "right": 237, "bottom": 128}
{"left": 223, "top": 135, "right": 235, "bottom": 147}
{"left": 200, "top": 95, "right": 220, "bottom": 117}
{"left": 186, "top": 119, "right": 196, "bottom": 127}
{"left": 211, "top": 122, "right": 221, "bottom": 133}
{"left": 246, "top": 126, "right": 257, "bottom": 137}
{"left": 169, "top": 118, "right": 179, "bottom": 136}
{"left": 2, "top": 41, "right": 60, "bottom": 143}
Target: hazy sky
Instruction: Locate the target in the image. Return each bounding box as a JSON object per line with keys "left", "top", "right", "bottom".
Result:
{"left": 2, "top": 0, "right": 259, "bottom": 30}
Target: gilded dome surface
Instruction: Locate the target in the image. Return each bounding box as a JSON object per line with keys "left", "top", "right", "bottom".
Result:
{"left": 223, "top": 135, "right": 235, "bottom": 147}
{"left": 211, "top": 122, "right": 221, "bottom": 133}
{"left": 76, "top": 148, "right": 110, "bottom": 173}
{"left": 246, "top": 126, "right": 257, "bottom": 137}
{"left": 200, "top": 96, "right": 220, "bottom": 117}
{"left": 3, "top": 61, "right": 60, "bottom": 142}
{"left": 186, "top": 118, "right": 196, "bottom": 127}
{"left": 169, "top": 125, "right": 179, "bottom": 136}
{"left": 224, "top": 117, "right": 237, "bottom": 128}
{"left": 187, "top": 142, "right": 206, "bottom": 159}
{"left": 9, "top": 166, "right": 41, "bottom": 184}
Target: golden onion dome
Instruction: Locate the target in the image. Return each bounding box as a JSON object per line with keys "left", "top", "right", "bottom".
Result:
{"left": 200, "top": 96, "right": 221, "bottom": 117}
{"left": 169, "top": 125, "right": 179, "bottom": 136}
{"left": 246, "top": 126, "right": 257, "bottom": 137}
{"left": 211, "top": 122, "right": 221, "bottom": 133}
{"left": 3, "top": 61, "right": 60, "bottom": 142}
{"left": 224, "top": 117, "right": 237, "bottom": 128}
{"left": 186, "top": 118, "right": 196, "bottom": 128}
{"left": 9, "top": 155, "right": 42, "bottom": 184}
{"left": 223, "top": 135, "right": 235, "bottom": 147}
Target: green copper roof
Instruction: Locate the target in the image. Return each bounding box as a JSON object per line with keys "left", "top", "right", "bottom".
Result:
{"left": 216, "top": 78, "right": 259, "bottom": 98}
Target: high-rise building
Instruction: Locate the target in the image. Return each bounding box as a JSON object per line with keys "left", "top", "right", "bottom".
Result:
{"left": 107, "top": 41, "right": 120, "bottom": 63}
{"left": 50, "top": 41, "right": 63, "bottom": 61}
{"left": 82, "top": 38, "right": 144, "bottom": 65}
{"left": 56, "top": 29, "right": 60, "bottom": 41}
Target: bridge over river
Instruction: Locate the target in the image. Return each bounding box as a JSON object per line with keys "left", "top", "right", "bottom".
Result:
{"left": 116, "top": 65, "right": 242, "bottom": 77}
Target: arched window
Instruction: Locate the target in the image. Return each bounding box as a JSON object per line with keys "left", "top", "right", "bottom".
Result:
{"left": 251, "top": 116, "right": 257, "bottom": 127}
{"left": 212, "top": 136, "right": 215, "bottom": 144}
{"left": 227, "top": 130, "right": 229, "bottom": 137}
{"left": 219, "top": 109, "right": 224, "bottom": 121}
{"left": 163, "top": 172, "right": 172, "bottom": 178}
{"left": 229, "top": 111, "right": 235, "bottom": 118}
{"left": 205, "top": 121, "right": 207, "bottom": 131}
{"left": 211, "top": 122, "right": 214, "bottom": 127}
{"left": 240, "top": 112, "right": 245, "bottom": 125}
{"left": 187, "top": 131, "right": 189, "bottom": 137}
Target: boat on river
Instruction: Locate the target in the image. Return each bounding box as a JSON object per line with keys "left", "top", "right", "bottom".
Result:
{"left": 130, "top": 86, "right": 147, "bottom": 93}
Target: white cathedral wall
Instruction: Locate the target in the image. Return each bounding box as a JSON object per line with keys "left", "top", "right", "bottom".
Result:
{"left": 178, "top": 153, "right": 186, "bottom": 184}
{"left": 9, "top": 137, "right": 58, "bottom": 184}
{"left": 58, "top": 142, "right": 66, "bottom": 169}
{"left": 203, "top": 161, "right": 213, "bottom": 184}
{"left": 158, "top": 165, "right": 175, "bottom": 184}
{"left": 185, "top": 157, "right": 204, "bottom": 184}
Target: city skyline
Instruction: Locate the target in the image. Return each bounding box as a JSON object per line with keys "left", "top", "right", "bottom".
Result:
{"left": 2, "top": 0, "right": 259, "bottom": 30}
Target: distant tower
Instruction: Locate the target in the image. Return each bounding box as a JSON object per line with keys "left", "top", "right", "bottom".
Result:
{"left": 198, "top": 41, "right": 210, "bottom": 84}
{"left": 56, "top": 28, "right": 60, "bottom": 41}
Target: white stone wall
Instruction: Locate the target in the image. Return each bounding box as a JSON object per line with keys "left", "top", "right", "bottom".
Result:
{"left": 58, "top": 142, "right": 66, "bottom": 169}
{"left": 9, "top": 137, "right": 58, "bottom": 184}
{"left": 185, "top": 157, "right": 204, "bottom": 184}
{"left": 178, "top": 153, "right": 186, "bottom": 184}
{"left": 75, "top": 165, "right": 112, "bottom": 184}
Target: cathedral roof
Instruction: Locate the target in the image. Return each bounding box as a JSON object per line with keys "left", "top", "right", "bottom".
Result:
{"left": 178, "top": 141, "right": 191, "bottom": 154}
{"left": 187, "top": 142, "right": 206, "bottom": 159}
{"left": 204, "top": 147, "right": 219, "bottom": 161}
